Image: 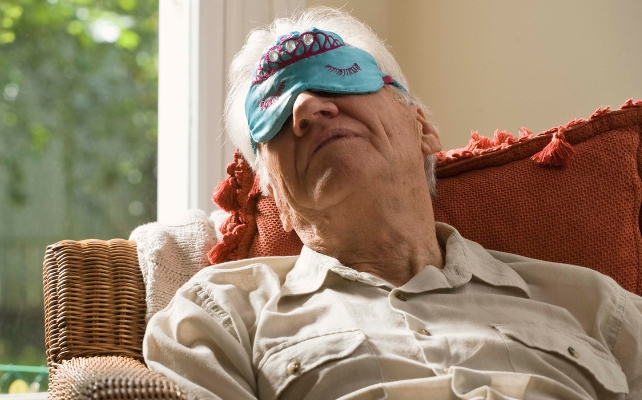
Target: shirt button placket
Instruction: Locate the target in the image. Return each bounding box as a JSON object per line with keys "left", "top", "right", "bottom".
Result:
{"left": 395, "top": 292, "right": 407, "bottom": 301}
{"left": 415, "top": 328, "right": 431, "bottom": 336}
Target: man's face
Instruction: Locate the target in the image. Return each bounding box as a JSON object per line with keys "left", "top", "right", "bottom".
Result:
{"left": 260, "top": 88, "right": 441, "bottom": 231}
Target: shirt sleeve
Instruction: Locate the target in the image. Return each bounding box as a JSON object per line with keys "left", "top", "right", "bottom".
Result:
{"left": 144, "top": 286, "right": 257, "bottom": 400}
{"left": 143, "top": 272, "right": 264, "bottom": 400}
{"left": 612, "top": 291, "right": 642, "bottom": 400}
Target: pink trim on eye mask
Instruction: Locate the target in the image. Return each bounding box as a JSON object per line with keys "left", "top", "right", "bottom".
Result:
{"left": 252, "top": 31, "right": 344, "bottom": 85}
{"left": 259, "top": 80, "right": 286, "bottom": 110}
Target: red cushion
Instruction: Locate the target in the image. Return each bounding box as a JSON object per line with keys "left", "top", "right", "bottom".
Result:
{"left": 210, "top": 100, "right": 642, "bottom": 295}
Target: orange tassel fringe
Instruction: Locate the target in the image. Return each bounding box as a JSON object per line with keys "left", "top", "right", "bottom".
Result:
{"left": 437, "top": 98, "right": 642, "bottom": 168}
{"left": 530, "top": 127, "right": 576, "bottom": 167}
{"left": 208, "top": 149, "right": 262, "bottom": 265}
{"left": 212, "top": 176, "right": 238, "bottom": 212}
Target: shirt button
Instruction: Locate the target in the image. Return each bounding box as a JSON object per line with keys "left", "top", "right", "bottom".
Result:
{"left": 568, "top": 346, "right": 579, "bottom": 359}
{"left": 443, "top": 367, "right": 450, "bottom": 374}
{"left": 395, "top": 292, "right": 407, "bottom": 301}
{"left": 415, "top": 328, "right": 431, "bottom": 336}
{"left": 286, "top": 361, "right": 301, "bottom": 375}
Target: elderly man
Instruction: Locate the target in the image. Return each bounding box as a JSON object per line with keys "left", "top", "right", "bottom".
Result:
{"left": 144, "top": 7, "right": 642, "bottom": 400}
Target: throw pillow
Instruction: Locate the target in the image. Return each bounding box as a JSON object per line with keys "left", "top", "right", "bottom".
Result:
{"left": 209, "top": 99, "right": 642, "bottom": 295}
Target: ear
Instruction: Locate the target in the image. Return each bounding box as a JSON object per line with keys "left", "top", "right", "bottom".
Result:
{"left": 412, "top": 106, "right": 441, "bottom": 156}
{"left": 267, "top": 184, "right": 294, "bottom": 232}
{"left": 281, "top": 215, "right": 294, "bottom": 232}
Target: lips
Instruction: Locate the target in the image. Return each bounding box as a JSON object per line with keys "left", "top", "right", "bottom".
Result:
{"left": 308, "top": 128, "right": 360, "bottom": 159}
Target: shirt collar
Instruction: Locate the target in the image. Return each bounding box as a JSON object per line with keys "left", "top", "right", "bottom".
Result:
{"left": 401, "top": 223, "right": 531, "bottom": 298}
{"left": 280, "top": 246, "right": 346, "bottom": 297}
{"left": 280, "top": 222, "right": 531, "bottom": 298}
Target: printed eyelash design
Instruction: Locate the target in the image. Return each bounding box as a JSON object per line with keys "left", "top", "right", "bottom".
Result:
{"left": 324, "top": 63, "right": 362, "bottom": 76}
{"left": 259, "top": 80, "right": 286, "bottom": 110}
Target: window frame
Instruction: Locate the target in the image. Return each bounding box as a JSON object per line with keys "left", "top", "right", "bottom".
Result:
{"left": 157, "top": 0, "right": 305, "bottom": 223}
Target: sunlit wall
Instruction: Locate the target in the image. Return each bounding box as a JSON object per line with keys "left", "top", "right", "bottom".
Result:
{"left": 309, "top": 0, "right": 642, "bottom": 151}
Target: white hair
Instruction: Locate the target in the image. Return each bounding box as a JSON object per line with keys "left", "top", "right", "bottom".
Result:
{"left": 224, "top": 6, "right": 436, "bottom": 195}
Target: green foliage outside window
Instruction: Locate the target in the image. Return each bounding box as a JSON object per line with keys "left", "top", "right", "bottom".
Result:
{"left": 0, "top": 0, "right": 158, "bottom": 393}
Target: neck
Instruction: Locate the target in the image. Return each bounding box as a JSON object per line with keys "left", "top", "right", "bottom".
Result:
{"left": 295, "top": 185, "right": 443, "bottom": 287}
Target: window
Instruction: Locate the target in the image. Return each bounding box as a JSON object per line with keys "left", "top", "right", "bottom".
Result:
{"left": 0, "top": 0, "right": 305, "bottom": 395}
{"left": 156, "top": 0, "right": 304, "bottom": 221}
{"left": 0, "top": 0, "right": 158, "bottom": 393}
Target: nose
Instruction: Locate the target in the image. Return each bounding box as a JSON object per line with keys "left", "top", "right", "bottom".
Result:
{"left": 291, "top": 91, "right": 339, "bottom": 137}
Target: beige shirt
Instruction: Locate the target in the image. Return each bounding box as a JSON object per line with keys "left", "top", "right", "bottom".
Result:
{"left": 144, "top": 223, "right": 642, "bottom": 400}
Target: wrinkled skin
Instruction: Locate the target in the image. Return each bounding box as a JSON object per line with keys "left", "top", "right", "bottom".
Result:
{"left": 260, "top": 88, "right": 443, "bottom": 286}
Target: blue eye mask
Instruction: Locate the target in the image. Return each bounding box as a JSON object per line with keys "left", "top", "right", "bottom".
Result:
{"left": 245, "top": 27, "right": 406, "bottom": 152}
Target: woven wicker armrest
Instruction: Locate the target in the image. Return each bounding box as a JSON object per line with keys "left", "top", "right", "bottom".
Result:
{"left": 43, "top": 239, "right": 146, "bottom": 366}
{"left": 44, "top": 239, "right": 187, "bottom": 399}
{"left": 48, "top": 356, "right": 186, "bottom": 399}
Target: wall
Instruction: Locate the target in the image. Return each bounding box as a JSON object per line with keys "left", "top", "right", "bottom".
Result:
{"left": 308, "top": 0, "right": 642, "bottom": 151}
{"left": 307, "top": 0, "right": 389, "bottom": 40}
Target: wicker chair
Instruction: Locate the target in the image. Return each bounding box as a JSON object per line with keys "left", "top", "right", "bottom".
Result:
{"left": 41, "top": 103, "right": 642, "bottom": 398}
{"left": 43, "top": 239, "right": 186, "bottom": 400}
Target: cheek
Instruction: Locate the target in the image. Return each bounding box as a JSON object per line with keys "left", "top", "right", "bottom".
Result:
{"left": 357, "top": 93, "right": 414, "bottom": 144}
{"left": 380, "top": 104, "right": 422, "bottom": 148}
{"left": 261, "top": 145, "right": 299, "bottom": 201}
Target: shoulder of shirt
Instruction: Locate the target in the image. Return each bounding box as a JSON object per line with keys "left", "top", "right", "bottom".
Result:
{"left": 486, "top": 248, "right": 626, "bottom": 297}
{"left": 188, "top": 255, "right": 300, "bottom": 288}
{"left": 488, "top": 248, "right": 610, "bottom": 276}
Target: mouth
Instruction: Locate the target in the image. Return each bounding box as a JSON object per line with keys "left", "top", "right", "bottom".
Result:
{"left": 309, "top": 128, "right": 359, "bottom": 159}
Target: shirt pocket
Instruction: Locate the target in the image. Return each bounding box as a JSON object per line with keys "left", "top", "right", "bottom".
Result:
{"left": 491, "top": 323, "right": 628, "bottom": 396}
{"left": 257, "top": 329, "right": 380, "bottom": 400}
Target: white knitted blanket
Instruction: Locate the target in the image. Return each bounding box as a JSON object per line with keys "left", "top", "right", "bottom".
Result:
{"left": 129, "top": 209, "right": 228, "bottom": 322}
